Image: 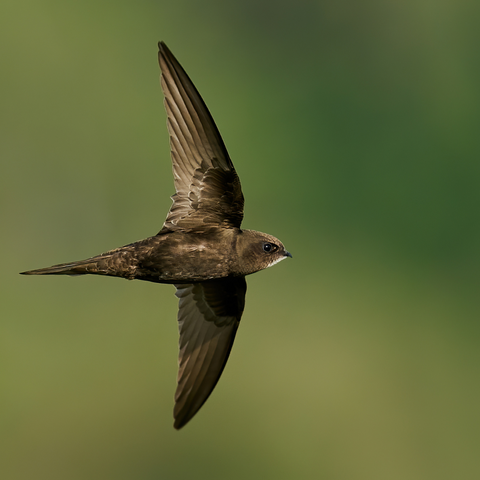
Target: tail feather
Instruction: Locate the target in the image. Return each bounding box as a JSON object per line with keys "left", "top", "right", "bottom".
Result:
{"left": 20, "top": 255, "right": 111, "bottom": 277}
{"left": 20, "top": 240, "right": 153, "bottom": 280}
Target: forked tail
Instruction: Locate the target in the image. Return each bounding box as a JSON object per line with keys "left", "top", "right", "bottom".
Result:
{"left": 20, "top": 254, "right": 114, "bottom": 277}
{"left": 21, "top": 238, "right": 158, "bottom": 281}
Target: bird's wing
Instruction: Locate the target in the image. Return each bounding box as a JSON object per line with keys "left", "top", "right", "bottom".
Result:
{"left": 158, "top": 42, "right": 244, "bottom": 233}
{"left": 173, "top": 276, "right": 247, "bottom": 429}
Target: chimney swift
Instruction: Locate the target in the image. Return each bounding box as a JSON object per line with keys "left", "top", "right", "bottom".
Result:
{"left": 21, "top": 42, "right": 292, "bottom": 429}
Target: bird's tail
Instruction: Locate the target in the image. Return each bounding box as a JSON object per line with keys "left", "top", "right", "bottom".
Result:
{"left": 20, "top": 253, "right": 116, "bottom": 277}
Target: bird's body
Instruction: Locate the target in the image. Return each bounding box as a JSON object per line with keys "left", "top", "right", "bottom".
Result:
{"left": 21, "top": 42, "right": 291, "bottom": 429}
{"left": 25, "top": 229, "right": 284, "bottom": 283}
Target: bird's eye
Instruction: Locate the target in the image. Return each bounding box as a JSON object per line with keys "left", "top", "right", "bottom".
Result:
{"left": 263, "top": 243, "right": 278, "bottom": 253}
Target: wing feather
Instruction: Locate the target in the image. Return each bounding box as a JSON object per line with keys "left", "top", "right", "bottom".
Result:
{"left": 173, "top": 277, "right": 246, "bottom": 429}
{"left": 158, "top": 42, "right": 244, "bottom": 233}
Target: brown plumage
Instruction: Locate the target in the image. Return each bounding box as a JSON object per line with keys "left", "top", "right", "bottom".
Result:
{"left": 21, "top": 42, "right": 291, "bottom": 429}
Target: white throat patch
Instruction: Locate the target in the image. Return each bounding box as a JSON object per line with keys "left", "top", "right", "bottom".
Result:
{"left": 267, "top": 255, "right": 288, "bottom": 268}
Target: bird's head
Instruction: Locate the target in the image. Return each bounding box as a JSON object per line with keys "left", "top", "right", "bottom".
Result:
{"left": 236, "top": 229, "right": 292, "bottom": 276}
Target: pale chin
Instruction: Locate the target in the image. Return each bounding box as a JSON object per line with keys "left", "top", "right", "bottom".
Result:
{"left": 267, "top": 256, "right": 288, "bottom": 268}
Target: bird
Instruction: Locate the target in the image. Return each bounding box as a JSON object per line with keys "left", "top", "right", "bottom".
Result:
{"left": 21, "top": 41, "right": 292, "bottom": 429}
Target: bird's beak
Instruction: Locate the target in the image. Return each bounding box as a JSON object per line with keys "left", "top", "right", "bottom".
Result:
{"left": 284, "top": 251, "right": 292, "bottom": 258}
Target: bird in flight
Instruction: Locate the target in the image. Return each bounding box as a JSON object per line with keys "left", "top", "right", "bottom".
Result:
{"left": 21, "top": 42, "right": 292, "bottom": 429}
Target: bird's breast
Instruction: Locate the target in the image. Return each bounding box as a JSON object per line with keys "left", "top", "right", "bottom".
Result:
{"left": 133, "top": 233, "right": 236, "bottom": 283}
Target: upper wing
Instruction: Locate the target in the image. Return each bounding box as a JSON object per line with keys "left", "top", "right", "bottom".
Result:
{"left": 173, "top": 276, "right": 247, "bottom": 429}
{"left": 158, "top": 42, "right": 244, "bottom": 233}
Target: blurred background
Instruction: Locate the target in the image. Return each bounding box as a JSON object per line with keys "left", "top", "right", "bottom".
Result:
{"left": 2, "top": 0, "right": 480, "bottom": 478}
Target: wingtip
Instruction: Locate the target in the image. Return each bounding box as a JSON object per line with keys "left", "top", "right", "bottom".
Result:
{"left": 173, "top": 421, "right": 183, "bottom": 430}
{"left": 157, "top": 41, "right": 171, "bottom": 67}
{"left": 173, "top": 414, "right": 189, "bottom": 430}
{"left": 158, "top": 41, "right": 169, "bottom": 56}
{"left": 173, "top": 408, "right": 195, "bottom": 430}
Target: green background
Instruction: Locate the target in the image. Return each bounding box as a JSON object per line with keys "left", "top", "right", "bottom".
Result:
{"left": 2, "top": 0, "right": 480, "bottom": 478}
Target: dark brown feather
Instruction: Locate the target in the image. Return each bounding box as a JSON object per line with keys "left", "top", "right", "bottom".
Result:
{"left": 157, "top": 42, "right": 244, "bottom": 233}
{"left": 173, "top": 277, "right": 246, "bottom": 429}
